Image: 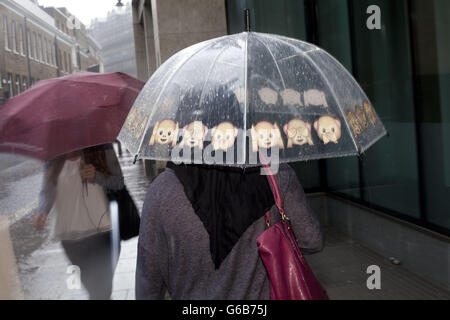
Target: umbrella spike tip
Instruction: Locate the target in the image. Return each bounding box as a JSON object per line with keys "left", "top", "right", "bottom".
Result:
{"left": 244, "top": 8, "right": 251, "bottom": 32}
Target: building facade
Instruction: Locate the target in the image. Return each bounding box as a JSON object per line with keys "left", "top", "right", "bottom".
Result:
{"left": 89, "top": 2, "right": 137, "bottom": 77}
{"left": 0, "top": 0, "right": 102, "bottom": 105}
{"left": 131, "top": 0, "right": 227, "bottom": 81}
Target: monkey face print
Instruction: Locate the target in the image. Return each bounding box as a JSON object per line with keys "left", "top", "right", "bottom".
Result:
{"left": 251, "top": 121, "right": 284, "bottom": 152}
{"left": 211, "top": 122, "right": 238, "bottom": 152}
{"left": 345, "top": 101, "right": 379, "bottom": 139}
{"left": 283, "top": 118, "right": 314, "bottom": 147}
{"left": 125, "top": 108, "right": 149, "bottom": 139}
{"left": 363, "top": 101, "right": 377, "bottom": 126}
{"left": 314, "top": 115, "right": 342, "bottom": 144}
{"left": 347, "top": 110, "right": 363, "bottom": 137}
{"left": 179, "top": 121, "right": 208, "bottom": 150}
{"left": 149, "top": 119, "right": 179, "bottom": 147}
{"left": 355, "top": 105, "right": 369, "bottom": 129}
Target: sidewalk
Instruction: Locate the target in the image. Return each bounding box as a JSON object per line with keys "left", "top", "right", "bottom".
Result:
{"left": 10, "top": 148, "right": 450, "bottom": 300}
{"left": 307, "top": 227, "right": 450, "bottom": 299}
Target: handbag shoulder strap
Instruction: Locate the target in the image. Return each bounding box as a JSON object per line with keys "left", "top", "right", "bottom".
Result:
{"left": 263, "top": 164, "right": 288, "bottom": 225}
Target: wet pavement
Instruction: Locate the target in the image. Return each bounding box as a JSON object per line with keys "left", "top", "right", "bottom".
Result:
{"left": 0, "top": 155, "right": 43, "bottom": 225}
{"left": 307, "top": 227, "right": 450, "bottom": 299}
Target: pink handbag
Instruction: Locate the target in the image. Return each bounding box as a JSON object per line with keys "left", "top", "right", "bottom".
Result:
{"left": 256, "top": 165, "right": 328, "bottom": 300}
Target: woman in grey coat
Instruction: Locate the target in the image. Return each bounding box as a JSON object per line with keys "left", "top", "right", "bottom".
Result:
{"left": 34, "top": 143, "right": 124, "bottom": 299}
{"left": 135, "top": 162, "right": 323, "bottom": 300}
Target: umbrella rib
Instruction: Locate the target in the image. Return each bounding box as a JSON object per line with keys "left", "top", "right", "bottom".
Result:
{"left": 243, "top": 32, "right": 249, "bottom": 165}
{"left": 265, "top": 35, "right": 360, "bottom": 153}
{"left": 198, "top": 44, "right": 231, "bottom": 108}
{"left": 359, "top": 129, "right": 387, "bottom": 154}
{"left": 278, "top": 54, "right": 300, "bottom": 62}
{"left": 135, "top": 37, "right": 226, "bottom": 157}
{"left": 254, "top": 36, "right": 286, "bottom": 90}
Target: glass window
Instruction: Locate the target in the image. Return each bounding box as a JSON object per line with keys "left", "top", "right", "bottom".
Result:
{"left": 27, "top": 29, "right": 31, "bottom": 58}
{"left": 58, "top": 49, "right": 62, "bottom": 70}
{"left": 7, "top": 73, "right": 13, "bottom": 97}
{"left": 226, "top": 0, "right": 307, "bottom": 40}
{"left": 33, "top": 32, "right": 37, "bottom": 59}
{"left": 409, "top": 0, "right": 450, "bottom": 229}
{"left": 347, "top": 0, "right": 421, "bottom": 218}
{"left": 43, "top": 37, "right": 48, "bottom": 63}
{"left": 11, "top": 20, "right": 17, "bottom": 52}
{"left": 46, "top": 39, "right": 50, "bottom": 64}
{"left": 22, "top": 76, "right": 27, "bottom": 91}
{"left": 48, "top": 40, "right": 52, "bottom": 64}
{"left": 3, "top": 16, "right": 9, "bottom": 50}
{"left": 313, "top": 0, "right": 363, "bottom": 199}
{"left": 15, "top": 75, "right": 20, "bottom": 95}
{"left": 18, "top": 25, "right": 24, "bottom": 55}
{"left": 38, "top": 34, "right": 43, "bottom": 61}
{"left": 50, "top": 40, "right": 55, "bottom": 65}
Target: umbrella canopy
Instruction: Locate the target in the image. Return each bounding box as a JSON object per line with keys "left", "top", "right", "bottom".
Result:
{"left": 0, "top": 72, "right": 144, "bottom": 161}
{"left": 118, "top": 32, "right": 386, "bottom": 166}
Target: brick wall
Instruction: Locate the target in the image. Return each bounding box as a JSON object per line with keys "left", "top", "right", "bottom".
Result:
{"left": 0, "top": 2, "right": 101, "bottom": 106}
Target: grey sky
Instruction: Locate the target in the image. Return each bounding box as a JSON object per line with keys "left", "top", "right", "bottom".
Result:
{"left": 38, "top": 0, "right": 130, "bottom": 26}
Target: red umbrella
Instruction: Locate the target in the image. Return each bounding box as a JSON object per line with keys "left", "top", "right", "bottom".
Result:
{"left": 0, "top": 72, "right": 144, "bottom": 161}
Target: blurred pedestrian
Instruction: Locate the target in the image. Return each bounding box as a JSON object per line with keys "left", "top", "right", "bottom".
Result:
{"left": 135, "top": 162, "right": 323, "bottom": 299}
{"left": 33, "top": 143, "right": 124, "bottom": 300}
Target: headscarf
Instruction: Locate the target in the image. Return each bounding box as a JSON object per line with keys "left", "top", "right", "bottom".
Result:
{"left": 167, "top": 162, "right": 274, "bottom": 269}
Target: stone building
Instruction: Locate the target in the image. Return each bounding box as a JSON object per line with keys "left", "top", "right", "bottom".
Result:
{"left": 131, "top": 0, "right": 227, "bottom": 82}
{"left": 0, "top": 0, "right": 102, "bottom": 106}
{"left": 89, "top": 2, "right": 137, "bottom": 77}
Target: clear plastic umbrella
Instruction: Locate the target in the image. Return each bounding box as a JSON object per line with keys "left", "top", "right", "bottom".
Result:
{"left": 118, "top": 32, "right": 386, "bottom": 167}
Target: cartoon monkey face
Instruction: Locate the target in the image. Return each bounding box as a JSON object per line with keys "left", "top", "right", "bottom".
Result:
{"left": 211, "top": 122, "right": 238, "bottom": 151}
{"left": 283, "top": 118, "right": 314, "bottom": 148}
{"left": 356, "top": 105, "right": 369, "bottom": 129}
{"left": 251, "top": 121, "right": 284, "bottom": 152}
{"left": 180, "top": 121, "right": 208, "bottom": 149}
{"left": 347, "top": 110, "right": 362, "bottom": 137}
{"left": 363, "top": 101, "right": 377, "bottom": 125}
{"left": 314, "top": 116, "right": 342, "bottom": 144}
{"left": 149, "top": 119, "right": 179, "bottom": 146}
